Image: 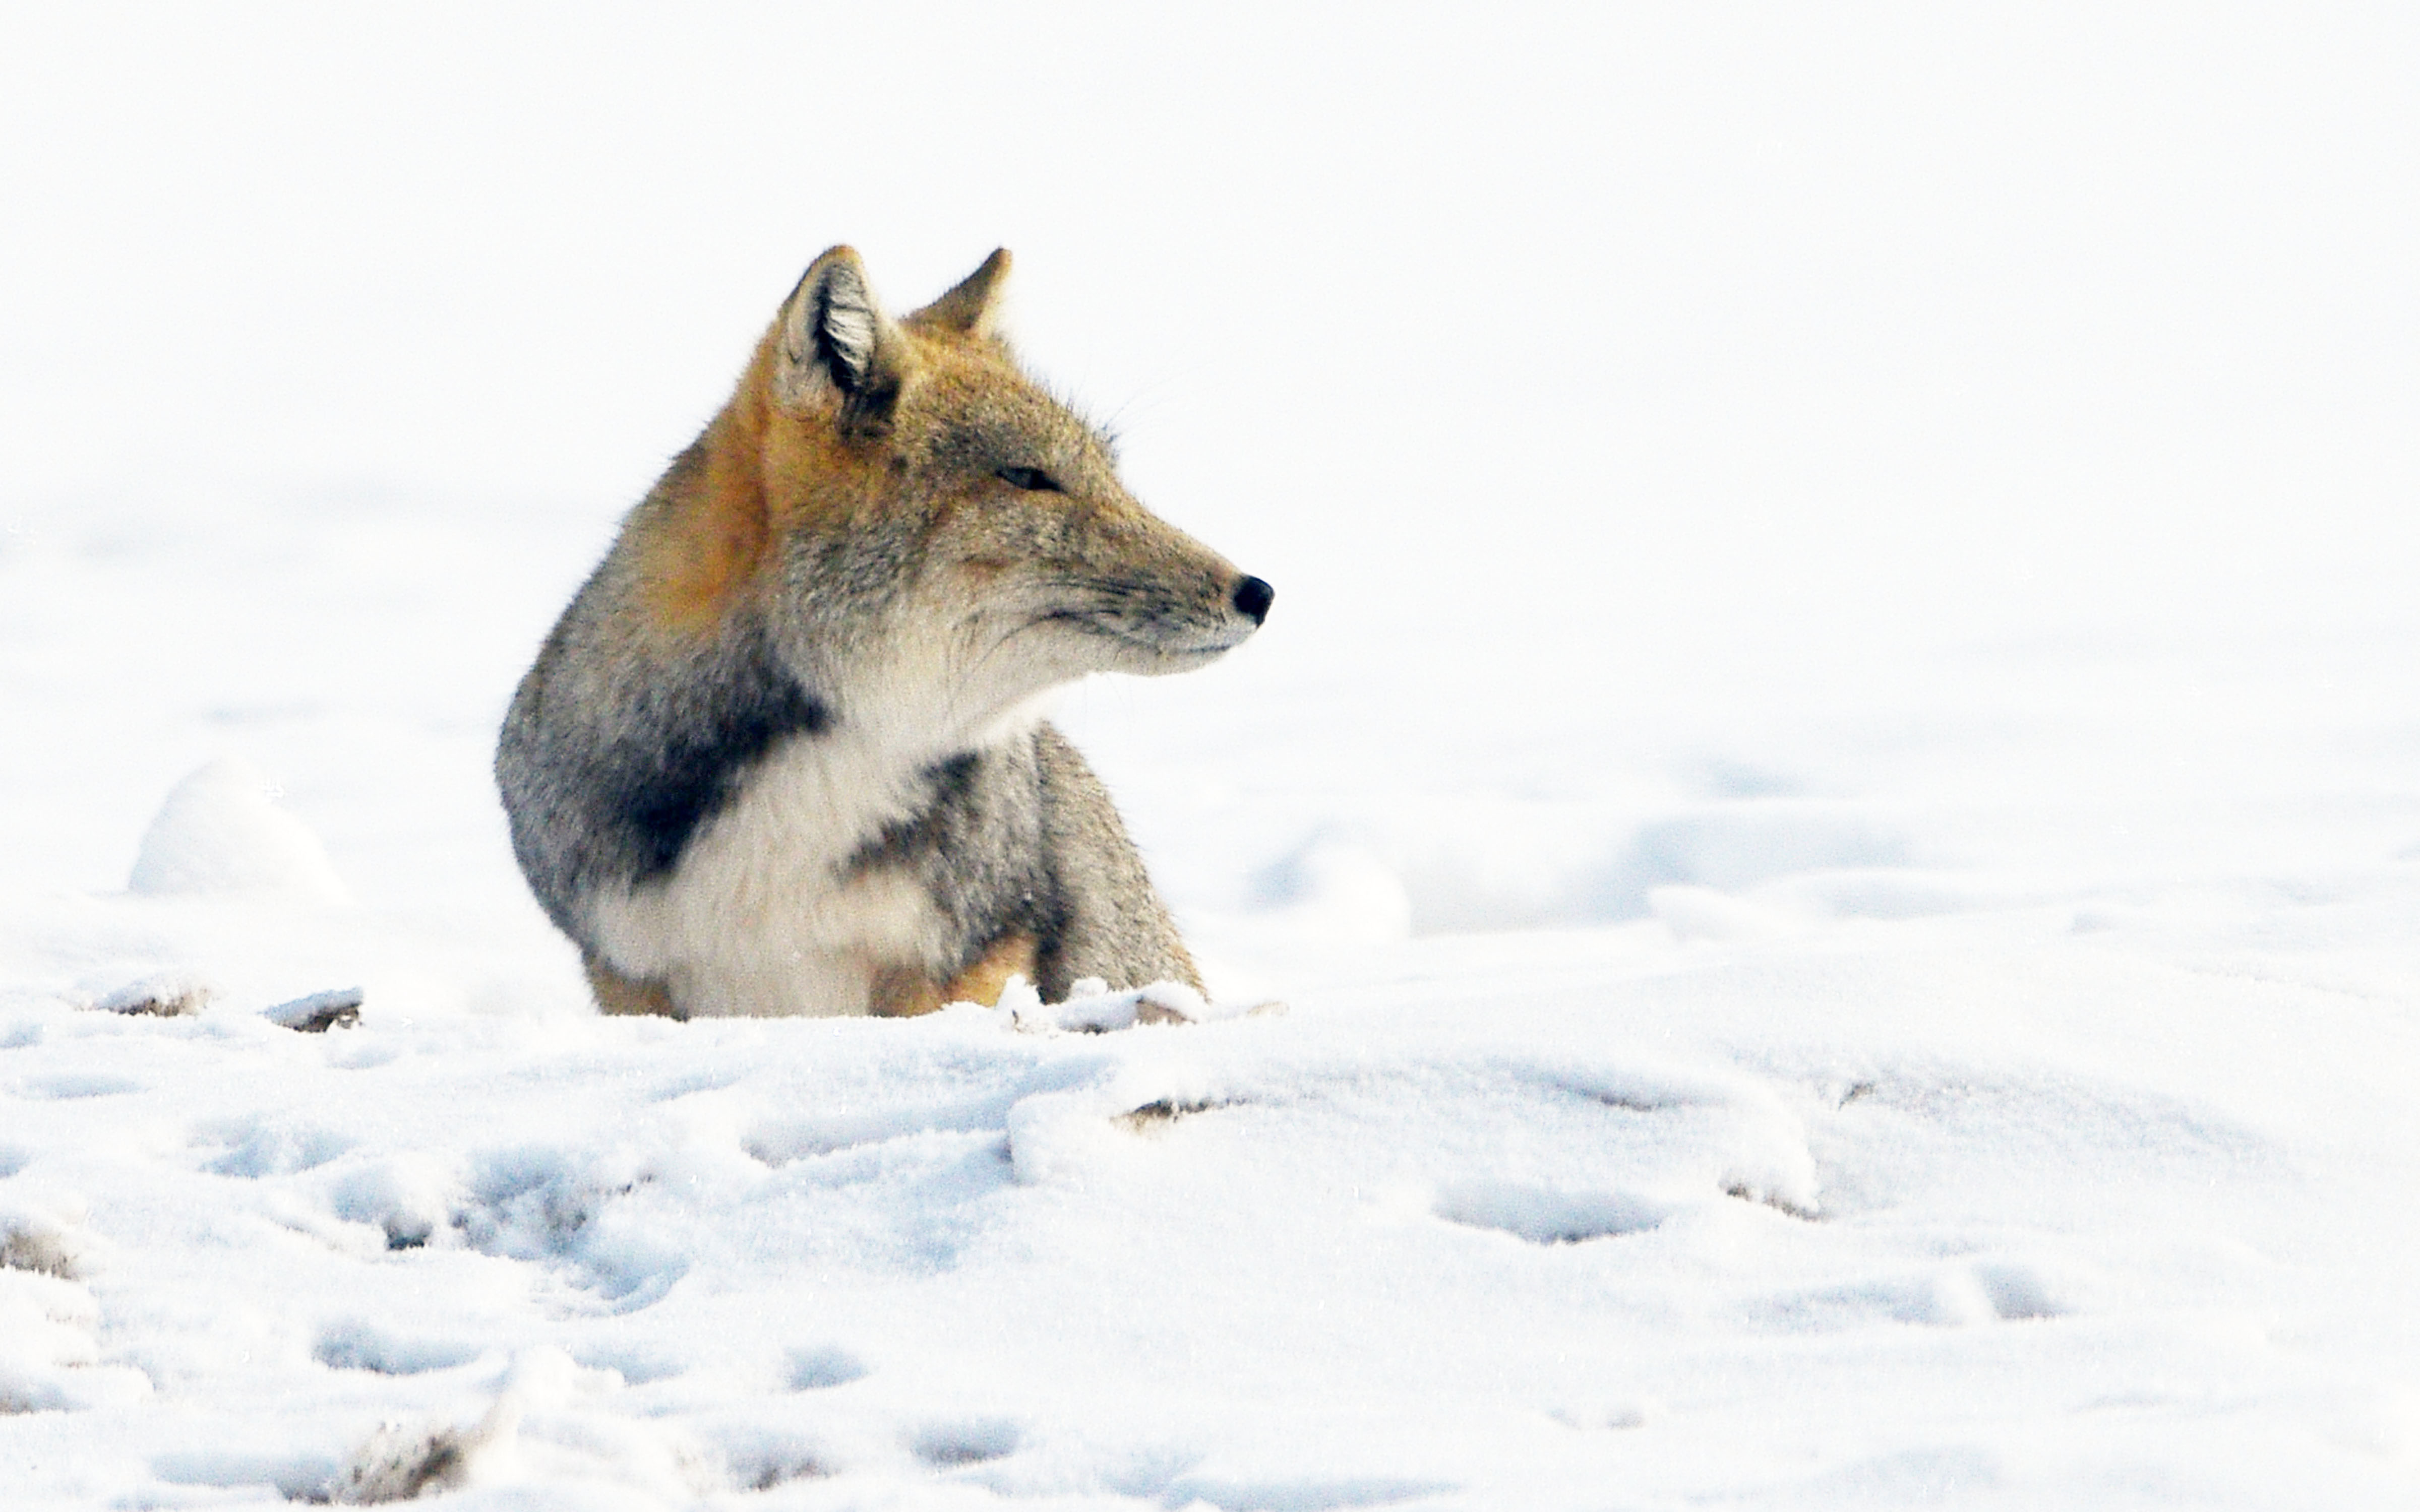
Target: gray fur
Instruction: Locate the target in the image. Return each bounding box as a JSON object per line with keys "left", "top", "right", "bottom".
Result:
{"left": 830, "top": 721, "right": 1196, "bottom": 999}
{"left": 1030, "top": 723, "right": 1200, "bottom": 994}
{"left": 495, "top": 548, "right": 829, "bottom": 936}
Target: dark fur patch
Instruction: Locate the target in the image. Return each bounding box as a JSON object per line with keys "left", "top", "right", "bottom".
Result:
{"left": 611, "top": 672, "right": 829, "bottom": 881}
{"left": 840, "top": 740, "right": 1068, "bottom": 990}
{"left": 614, "top": 676, "right": 829, "bottom": 879}
{"left": 497, "top": 611, "right": 836, "bottom": 927}
{"left": 846, "top": 752, "right": 983, "bottom": 873}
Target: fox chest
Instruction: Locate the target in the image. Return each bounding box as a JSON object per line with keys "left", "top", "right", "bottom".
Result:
{"left": 583, "top": 735, "right": 957, "bottom": 1017}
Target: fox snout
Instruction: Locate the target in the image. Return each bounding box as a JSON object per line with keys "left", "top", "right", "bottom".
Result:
{"left": 1029, "top": 533, "right": 1270, "bottom": 678}
{"left": 1163, "top": 564, "right": 1274, "bottom": 660}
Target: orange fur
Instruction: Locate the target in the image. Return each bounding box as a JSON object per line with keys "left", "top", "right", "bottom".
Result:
{"left": 869, "top": 932, "right": 1039, "bottom": 1018}
{"left": 635, "top": 327, "right": 936, "bottom": 632}
{"left": 585, "top": 955, "right": 678, "bottom": 1018}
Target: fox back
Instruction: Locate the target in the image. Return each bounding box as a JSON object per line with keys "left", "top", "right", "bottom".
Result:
{"left": 495, "top": 247, "right": 1270, "bottom": 1018}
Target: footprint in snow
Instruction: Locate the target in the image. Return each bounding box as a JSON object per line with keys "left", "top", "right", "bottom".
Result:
{"left": 571, "top": 1342, "right": 689, "bottom": 1385}
{"left": 728, "top": 1439, "right": 830, "bottom": 1490}
{"left": 1761, "top": 1262, "right": 2080, "bottom": 1330}
{"left": 23, "top": 1073, "right": 147, "bottom": 1100}
{"left": 313, "top": 1319, "right": 485, "bottom": 1375}
{"left": 1158, "top": 1472, "right": 1459, "bottom": 1509}
{"left": 193, "top": 1116, "right": 353, "bottom": 1178}
{"left": 785, "top": 1345, "right": 869, "bottom": 1391}
{"left": 909, "top": 1418, "right": 1020, "bottom": 1467}
{"left": 1432, "top": 1179, "right": 1674, "bottom": 1244}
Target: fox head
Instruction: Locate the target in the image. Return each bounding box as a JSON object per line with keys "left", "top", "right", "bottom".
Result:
{"left": 640, "top": 246, "right": 1270, "bottom": 748}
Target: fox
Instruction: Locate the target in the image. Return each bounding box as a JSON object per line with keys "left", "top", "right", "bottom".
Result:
{"left": 495, "top": 246, "right": 1270, "bottom": 1020}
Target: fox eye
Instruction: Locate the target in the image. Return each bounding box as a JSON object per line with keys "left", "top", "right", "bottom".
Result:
{"left": 996, "top": 466, "right": 1061, "bottom": 492}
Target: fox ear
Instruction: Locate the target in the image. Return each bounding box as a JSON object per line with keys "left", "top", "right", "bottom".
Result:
{"left": 775, "top": 246, "right": 905, "bottom": 414}
{"left": 909, "top": 248, "right": 1011, "bottom": 339}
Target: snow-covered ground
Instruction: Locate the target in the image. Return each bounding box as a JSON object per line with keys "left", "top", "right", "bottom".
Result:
{"left": 5, "top": 5, "right": 2418, "bottom": 1506}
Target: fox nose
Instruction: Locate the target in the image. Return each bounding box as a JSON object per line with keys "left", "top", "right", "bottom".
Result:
{"left": 1232, "top": 575, "right": 1274, "bottom": 625}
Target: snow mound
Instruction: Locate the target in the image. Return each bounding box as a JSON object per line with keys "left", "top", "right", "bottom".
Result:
{"left": 127, "top": 757, "right": 349, "bottom": 902}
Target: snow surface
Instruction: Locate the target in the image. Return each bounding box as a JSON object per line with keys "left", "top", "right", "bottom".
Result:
{"left": 6, "top": 3, "right": 2420, "bottom": 1506}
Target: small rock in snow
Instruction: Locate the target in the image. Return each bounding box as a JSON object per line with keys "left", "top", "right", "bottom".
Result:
{"left": 266, "top": 986, "right": 365, "bottom": 1033}
{"left": 93, "top": 970, "right": 215, "bottom": 1018}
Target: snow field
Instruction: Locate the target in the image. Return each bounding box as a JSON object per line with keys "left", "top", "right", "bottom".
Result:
{"left": 7, "top": 3, "right": 2420, "bottom": 1504}
{"left": 4, "top": 456, "right": 2419, "bottom": 1503}
{"left": 4, "top": 827, "right": 2418, "bottom": 1505}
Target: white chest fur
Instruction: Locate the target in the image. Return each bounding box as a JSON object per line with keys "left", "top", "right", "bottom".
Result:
{"left": 584, "top": 692, "right": 1047, "bottom": 1018}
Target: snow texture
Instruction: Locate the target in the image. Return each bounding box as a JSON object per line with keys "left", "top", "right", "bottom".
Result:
{"left": 4, "top": 3, "right": 2419, "bottom": 1507}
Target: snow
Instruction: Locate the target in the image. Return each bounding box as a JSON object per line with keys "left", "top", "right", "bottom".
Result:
{"left": 129, "top": 760, "right": 352, "bottom": 906}
{"left": 6, "top": 3, "right": 2420, "bottom": 1506}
